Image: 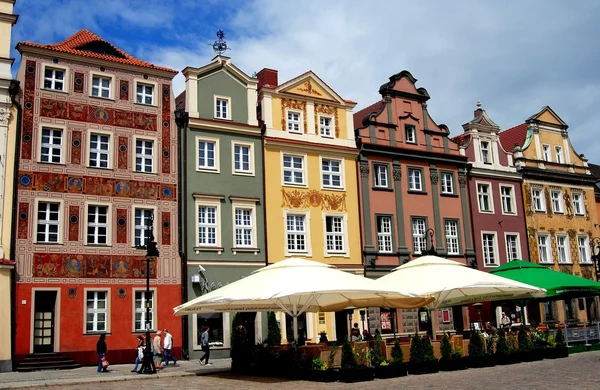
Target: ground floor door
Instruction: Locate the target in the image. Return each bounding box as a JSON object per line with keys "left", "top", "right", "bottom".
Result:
{"left": 334, "top": 311, "right": 348, "bottom": 342}
{"left": 452, "top": 306, "right": 465, "bottom": 333}
{"left": 238, "top": 312, "right": 257, "bottom": 344}
{"left": 33, "top": 291, "right": 57, "bottom": 353}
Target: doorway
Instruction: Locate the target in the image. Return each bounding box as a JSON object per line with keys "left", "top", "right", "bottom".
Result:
{"left": 33, "top": 291, "right": 57, "bottom": 353}
{"left": 238, "top": 312, "right": 257, "bottom": 345}
{"left": 334, "top": 311, "right": 348, "bottom": 342}
{"left": 452, "top": 306, "right": 465, "bottom": 333}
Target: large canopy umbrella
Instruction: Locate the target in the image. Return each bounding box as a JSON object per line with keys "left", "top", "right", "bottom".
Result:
{"left": 377, "top": 256, "right": 546, "bottom": 309}
{"left": 173, "top": 258, "right": 433, "bottom": 340}
{"left": 489, "top": 259, "right": 600, "bottom": 299}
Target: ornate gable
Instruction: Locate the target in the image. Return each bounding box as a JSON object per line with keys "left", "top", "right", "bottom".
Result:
{"left": 527, "top": 106, "right": 568, "bottom": 128}
{"left": 277, "top": 72, "right": 344, "bottom": 104}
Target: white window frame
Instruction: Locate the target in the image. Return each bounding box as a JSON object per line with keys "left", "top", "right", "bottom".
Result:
{"left": 481, "top": 232, "right": 499, "bottom": 267}
{"left": 38, "top": 125, "right": 65, "bottom": 164}
{"left": 542, "top": 144, "right": 551, "bottom": 162}
{"left": 500, "top": 184, "right": 516, "bottom": 215}
{"left": 133, "top": 288, "right": 157, "bottom": 332}
{"left": 532, "top": 187, "right": 546, "bottom": 212}
{"left": 214, "top": 95, "right": 231, "bottom": 120}
{"left": 444, "top": 220, "right": 460, "bottom": 255}
{"left": 134, "top": 79, "right": 157, "bottom": 106}
{"left": 84, "top": 288, "right": 110, "bottom": 334}
{"left": 196, "top": 136, "right": 220, "bottom": 173}
{"left": 232, "top": 201, "right": 257, "bottom": 249}
{"left": 321, "top": 157, "right": 344, "bottom": 190}
{"left": 87, "top": 129, "right": 113, "bottom": 169}
{"left": 374, "top": 164, "right": 388, "bottom": 188}
{"left": 41, "top": 63, "right": 68, "bottom": 92}
{"left": 405, "top": 125, "right": 416, "bottom": 144}
{"left": 377, "top": 216, "right": 393, "bottom": 253}
{"left": 318, "top": 115, "right": 334, "bottom": 138}
{"left": 476, "top": 181, "right": 494, "bottom": 213}
{"left": 285, "top": 109, "right": 302, "bottom": 133}
{"left": 132, "top": 206, "right": 157, "bottom": 248}
{"left": 89, "top": 72, "right": 115, "bottom": 99}
{"left": 231, "top": 141, "right": 255, "bottom": 176}
{"left": 556, "top": 234, "right": 571, "bottom": 264}
{"left": 537, "top": 233, "right": 552, "bottom": 264}
{"left": 323, "top": 212, "right": 348, "bottom": 257}
{"left": 578, "top": 235, "right": 592, "bottom": 264}
{"left": 480, "top": 141, "right": 491, "bottom": 164}
{"left": 284, "top": 210, "right": 311, "bottom": 257}
{"left": 408, "top": 168, "right": 423, "bottom": 191}
{"left": 555, "top": 146, "right": 563, "bottom": 164}
{"left": 133, "top": 135, "right": 156, "bottom": 173}
{"left": 281, "top": 152, "right": 307, "bottom": 187}
{"left": 551, "top": 189, "right": 564, "bottom": 213}
{"left": 83, "top": 201, "right": 112, "bottom": 246}
{"left": 504, "top": 233, "right": 521, "bottom": 262}
{"left": 572, "top": 192, "right": 585, "bottom": 216}
{"left": 412, "top": 218, "right": 427, "bottom": 255}
{"left": 195, "top": 197, "right": 222, "bottom": 248}
{"left": 440, "top": 172, "right": 454, "bottom": 194}
{"left": 34, "top": 199, "right": 64, "bottom": 244}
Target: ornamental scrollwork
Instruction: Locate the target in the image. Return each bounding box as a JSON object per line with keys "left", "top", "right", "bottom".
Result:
{"left": 314, "top": 103, "right": 340, "bottom": 138}
{"left": 0, "top": 108, "right": 11, "bottom": 127}
{"left": 524, "top": 184, "right": 534, "bottom": 216}
{"left": 392, "top": 165, "right": 401, "bottom": 181}
{"left": 297, "top": 80, "right": 322, "bottom": 96}
{"left": 359, "top": 163, "right": 369, "bottom": 178}
{"left": 281, "top": 98, "right": 307, "bottom": 134}
{"left": 458, "top": 172, "right": 467, "bottom": 188}
{"left": 281, "top": 188, "right": 346, "bottom": 211}
{"left": 430, "top": 170, "right": 439, "bottom": 185}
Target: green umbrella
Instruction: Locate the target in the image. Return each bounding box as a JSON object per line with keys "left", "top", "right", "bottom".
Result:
{"left": 490, "top": 260, "right": 600, "bottom": 299}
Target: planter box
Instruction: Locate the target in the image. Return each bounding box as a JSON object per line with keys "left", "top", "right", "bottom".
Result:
{"left": 493, "top": 354, "right": 519, "bottom": 366}
{"left": 438, "top": 357, "right": 467, "bottom": 371}
{"left": 339, "top": 367, "right": 375, "bottom": 383}
{"left": 515, "top": 349, "right": 544, "bottom": 362}
{"left": 304, "top": 369, "right": 339, "bottom": 382}
{"left": 466, "top": 355, "right": 496, "bottom": 368}
{"left": 408, "top": 360, "right": 439, "bottom": 375}
{"left": 543, "top": 346, "right": 569, "bottom": 359}
{"left": 375, "top": 363, "right": 408, "bottom": 378}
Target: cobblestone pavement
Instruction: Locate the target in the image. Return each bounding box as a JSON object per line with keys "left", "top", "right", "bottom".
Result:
{"left": 50, "top": 351, "right": 600, "bottom": 390}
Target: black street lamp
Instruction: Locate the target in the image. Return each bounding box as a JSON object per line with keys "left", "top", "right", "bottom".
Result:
{"left": 137, "top": 213, "right": 159, "bottom": 374}
{"left": 422, "top": 228, "right": 438, "bottom": 256}
{"left": 590, "top": 237, "right": 600, "bottom": 282}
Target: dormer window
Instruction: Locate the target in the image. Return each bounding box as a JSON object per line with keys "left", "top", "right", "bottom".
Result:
{"left": 555, "top": 146, "right": 563, "bottom": 164}
{"left": 542, "top": 144, "right": 551, "bottom": 162}
{"left": 319, "top": 116, "right": 332, "bottom": 137}
{"left": 480, "top": 141, "right": 491, "bottom": 164}
{"left": 215, "top": 97, "right": 230, "bottom": 120}
{"left": 287, "top": 111, "right": 301, "bottom": 133}
{"left": 405, "top": 125, "right": 416, "bottom": 144}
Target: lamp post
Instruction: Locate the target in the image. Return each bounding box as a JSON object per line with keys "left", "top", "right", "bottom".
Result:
{"left": 137, "top": 212, "right": 159, "bottom": 374}
{"left": 590, "top": 238, "right": 600, "bottom": 282}
{"left": 422, "top": 228, "right": 438, "bottom": 256}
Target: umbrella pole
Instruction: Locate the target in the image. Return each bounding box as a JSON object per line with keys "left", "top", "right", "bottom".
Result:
{"left": 292, "top": 300, "right": 299, "bottom": 342}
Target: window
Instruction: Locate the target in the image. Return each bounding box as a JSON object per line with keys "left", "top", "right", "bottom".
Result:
{"left": 578, "top": 236, "right": 591, "bottom": 264}
{"left": 134, "top": 291, "right": 155, "bottom": 331}
{"left": 412, "top": 218, "right": 427, "bottom": 254}
{"left": 477, "top": 183, "right": 492, "bottom": 212}
{"left": 40, "top": 128, "right": 63, "bottom": 163}
{"left": 506, "top": 234, "right": 519, "bottom": 262}
{"left": 287, "top": 111, "right": 301, "bottom": 133}
{"left": 557, "top": 235, "right": 571, "bottom": 264}
{"left": 87, "top": 205, "right": 108, "bottom": 245}
{"left": 89, "top": 133, "right": 110, "bottom": 168}
{"left": 134, "top": 208, "right": 153, "bottom": 247}
{"left": 196, "top": 313, "right": 224, "bottom": 346}
{"left": 440, "top": 173, "right": 453, "bottom": 194}
{"left": 319, "top": 116, "right": 332, "bottom": 137}
{"left": 198, "top": 205, "right": 218, "bottom": 246}
{"left": 215, "top": 97, "right": 229, "bottom": 119}
{"left": 532, "top": 188, "right": 545, "bottom": 212}
{"left": 136, "top": 83, "right": 154, "bottom": 105}
{"left": 44, "top": 67, "right": 65, "bottom": 91}
{"left": 445, "top": 220, "right": 459, "bottom": 255}
{"left": 322, "top": 159, "right": 342, "bottom": 188}
{"left": 86, "top": 291, "right": 107, "bottom": 332}
{"left": 537, "top": 234, "right": 551, "bottom": 263}
{"left": 135, "top": 139, "right": 154, "bottom": 173}
{"left": 481, "top": 141, "right": 491, "bottom": 163}
{"left": 233, "top": 143, "right": 251, "bottom": 174}
{"left": 234, "top": 208, "right": 253, "bottom": 247}
{"left": 482, "top": 233, "right": 497, "bottom": 266}
{"left": 572, "top": 192, "right": 584, "bottom": 215}
{"left": 551, "top": 190, "right": 563, "bottom": 213}
{"left": 91, "top": 76, "right": 111, "bottom": 98}
{"left": 405, "top": 125, "right": 416, "bottom": 143}
{"left": 318, "top": 312, "right": 326, "bottom": 325}
{"left": 500, "top": 186, "right": 515, "bottom": 214}
{"left": 376, "top": 216, "right": 393, "bottom": 253}
{"left": 325, "top": 216, "right": 345, "bottom": 254}
{"left": 408, "top": 168, "right": 423, "bottom": 191}
{"left": 36, "top": 202, "right": 60, "bottom": 243}
{"left": 283, "top": 155, "right": 305, "bottom": 185}
{"left": 555, "top": 146, "right": 563, "bottom": 164}
{"left": 542, "top": 144, "right": 551, "bottom": 162}
{"left": 198, "top": 139, "right": 217, "bottom": 170}
{"left": 286, "top": 214, "right": 306, "bottom": 252}
{"left": 374, "top": 165, "right": 388, "bottom": 188}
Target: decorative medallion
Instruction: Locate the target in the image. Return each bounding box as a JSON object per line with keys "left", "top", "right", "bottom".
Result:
{"left": 119, "top": 144, "right": 127, "bottom": 152}
{"left": 163, "top": 87, "right": 170, "bottom": 95}
{"left": 117, "top": 288, "right": 127, "bottom": 299}
{"left": 118, "top": 217, "right": 127, "bottom": 227}
{"left": 19, "top": 212, "right": 27, "bottom": 220}
{"left": 163, "top": 221, "right": 170, "bottom": 229}
{"left": 74, "top": 72, "right": 84, "bottom": 93}
{"left": 75, "top": 78, "right": 83, "bottom": 86}
{"left": 121, "top": 84, "right": 128, "bottom": 92}
{"left": 26, "top": 65, "right": 35, "bottom": 73}
{"left": 19, "top": 175, "right": 32, "bottom": 187}
{"left": 163, "top": 149, "right": 170, "bottom": 157}
{"left": 93, "top": 108, "right": 109, "bottom": 121}
{"left": 297, "top": 80, "right": 322, "bottom": 96}
{"left": 163, "top": 121, "right": 169, "bottom": 128}
{"left": 308, "top": 192, "right": 322, "bottom": 207}
{"left": 68, "top": 288, "right": 77, "bottom": 299}
{"left": 69, "top": 215, "right": 78, "bottom": 224}
{"left": 73, "top": 139, "right": 81, "bottom": 147}
{"left": 100, "top": 66, "right": 105, "bottom": 72}
{"left": 24, "top": 102, "right": 32, "bottom": 110}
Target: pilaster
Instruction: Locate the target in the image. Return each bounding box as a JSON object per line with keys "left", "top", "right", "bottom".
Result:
{"left": 458, "top": 169, "right": 476, "bottom": 265}
{"left": 392, "top": 160, "right": 410, "bottom": 263}
{"left": 429, "top": 164, "right": 445, "bottom": 255}
{"left": 359, "top": 159, "right": 376, "bottom": 263}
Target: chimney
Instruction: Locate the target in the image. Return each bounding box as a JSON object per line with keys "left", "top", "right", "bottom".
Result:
{"left": 257, "top": 68, "right": 278, "bottom": 89}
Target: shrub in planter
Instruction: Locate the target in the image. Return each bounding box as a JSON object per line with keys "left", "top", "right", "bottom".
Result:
{"left": 439, "top": 333, "right": 467, "bottom": 371}
{"left": 466, "top": 330, "right": 495, "bottom": 368}
{"left": 544, "top": 329, "right": 568, "bottom": 359}
{"left": 266, "top": 312, "right": 282, "bottom": 347}
{"left": 440, "top": 333, "right": 452, "bottom": 360}
{"left": 408, "top": 334, "right": 439, "bottom": 375}
{"left": 409, "top": 332, "right": 424, "bottom": 363}
{"left": 306, "top": 356, "right": 339, "bottom": 382}
{"left": 338, "top": 338, "right": 374, "bottom": 383}
{"left": 494, "top": 328, "right": 516, "bottom": 365}
{"left": 391, "top": 339, "right": 404, "bottom": 364}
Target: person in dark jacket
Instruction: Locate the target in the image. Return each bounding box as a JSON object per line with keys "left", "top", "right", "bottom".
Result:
{"left": 96, "top": 334, "right": 108, "bottom": 372}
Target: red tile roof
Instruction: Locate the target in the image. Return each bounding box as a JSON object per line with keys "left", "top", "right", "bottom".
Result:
{"left": 175, "top": 91, "right": 185, "bottom": 110}
{"left": 353, "top": 101, "right": 383, "bottom": 129}
{"left": 451, "top": 133, "right": 469, "bottom": 147}
{"left": 18, "top": 29, "right": 177, "bottom": 74}
{"left": 499, "top": 123, "right": 528, "bottom": 151}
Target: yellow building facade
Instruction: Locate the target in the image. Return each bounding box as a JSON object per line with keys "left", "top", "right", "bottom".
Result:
{"left": 506, "top": 107, "right": 600, "bottom": 324}
{"left": 257, "top": 69, "right": 364, "bottom": 342}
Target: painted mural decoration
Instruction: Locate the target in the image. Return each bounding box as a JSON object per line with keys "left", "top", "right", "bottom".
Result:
{"left": 162, "top": 83, "right": 171, "bottom": 174}
{"left": 21, "top": 60, "right": 36, "bottom": 160}
{"left": 33, "top": 253, "right": 156, "bottom": 279}
{"left": 281, "top": 188, "right": 347, "bottom": 211}
{"left": 71, "top": 131, "right": 82, "bottom": 164}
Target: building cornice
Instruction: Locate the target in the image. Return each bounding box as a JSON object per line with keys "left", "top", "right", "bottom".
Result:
{"left": 264, "top": 137, "right": 359, "bottom": 157}
{"left": 188, "top": 117, "right": 261, "bottom": 136}
{"left": 468, "top": 168, "right": 523, "bottom": 181}
{"left": 0, "top": 11, "right": 18, "bottom": 24}
{"left": 519, "top": 166, "right": 596, "bottom": 187}
{"left": 359, "top": 143, "right": 468, "bottom": 166}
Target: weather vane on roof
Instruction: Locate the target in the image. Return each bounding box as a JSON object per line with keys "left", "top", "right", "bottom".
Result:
{"left": 210, "top": 30, "right": 230, "bottom": 55}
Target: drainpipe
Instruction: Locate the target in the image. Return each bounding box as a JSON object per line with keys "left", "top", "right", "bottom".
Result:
{"left": 175, "top": 109, "right": 189, "bottom": 359}
{"left": 9, "top": 79, "right": 22, "bottom": 371}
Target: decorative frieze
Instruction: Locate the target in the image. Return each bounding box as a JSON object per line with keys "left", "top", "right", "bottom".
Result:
{"left": 281, "top": 188, "right": 346, "bottom": 211}
{"left": 281, "top": 98, "right": 307, "bottom": 134}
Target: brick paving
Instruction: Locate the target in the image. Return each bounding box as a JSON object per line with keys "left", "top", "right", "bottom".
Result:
{"left": 4, "top": 352, "right": 600, "bottom": 389}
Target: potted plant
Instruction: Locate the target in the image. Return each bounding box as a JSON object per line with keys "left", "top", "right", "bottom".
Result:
{"left": 339, "top": 338, "right": 374, "bottom": 383}
{"left": 515, "top": 325, "right": 541, "bottom": 362}
{"left": 466, "top": 329, "right": 495, "bottom": 368}
{"left": 408, "top": 333, "right": 439, "bottom": 375}
{"left": 545, "top": 328, "right": 569, "bottom": 359}
{"left": 439, "top": 333, "right": 467, "bottom": 371}
{"left": 319, "top": 331, "right": 328, "bottom": 344}
{"left": 305, "top": 356, "right": 339, "bottom": 382}
{"left": 494, "top": 328, "right": 516, "bottom": 365}
{"left": 266, "top": 312, "right": 282, "bottom": 347}
{"left": 373, "top": 335, "right": 406, "bottom": 378}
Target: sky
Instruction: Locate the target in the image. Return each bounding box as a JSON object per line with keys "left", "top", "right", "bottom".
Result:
{"left": 10, "top": 0, "right": 600, "bottom": 161}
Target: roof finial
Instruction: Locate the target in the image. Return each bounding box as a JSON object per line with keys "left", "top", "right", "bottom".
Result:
{"left": 476, "top": 100, "right": 482, "bottom": 109}
{"left": 210, "top": 30, "right": 230, "bottom": 55}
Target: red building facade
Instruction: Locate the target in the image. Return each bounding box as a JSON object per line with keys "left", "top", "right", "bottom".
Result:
{"left": 355, "top": 71, "right": 475, "bottom": 336}
{"left": 14, "top": 30, "right": 181, "bottom": 365}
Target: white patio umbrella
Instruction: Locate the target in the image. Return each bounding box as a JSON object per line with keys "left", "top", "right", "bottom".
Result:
{"left": 174, "top": 258, "right": 434, "bottom": 340}
{"left": 377, "top": 255, "right": 546, "bottom": 309}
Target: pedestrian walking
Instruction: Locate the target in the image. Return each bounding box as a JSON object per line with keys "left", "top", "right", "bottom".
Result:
{"left": 199, "top": 326, "right": 211, "bottom": 366}
{"left": 153, "top": 330, "right": 163, "bottom": 369}
{"left": 131, "top": 335, "right": 145, "bottom": 372}
{"left": 96, "top": 334, "right": 108, "bottom": 373}
{"left": 162, "top": 329, "right": 177, "bottom": 366}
